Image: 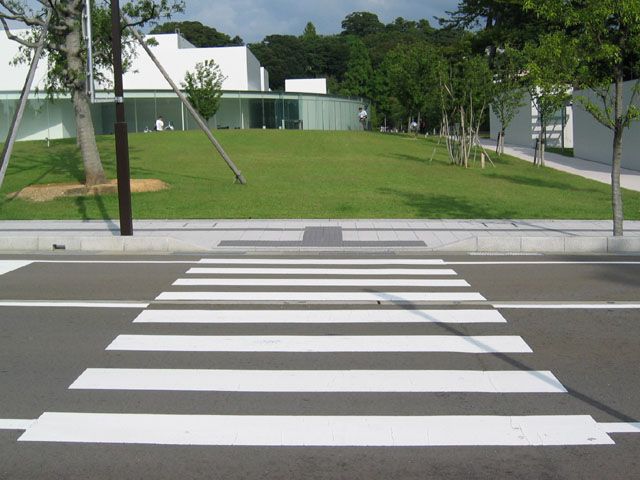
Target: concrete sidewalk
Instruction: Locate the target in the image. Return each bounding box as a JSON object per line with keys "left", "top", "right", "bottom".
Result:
{"left": 480, "top": 140, "right": 640, "bottom": 192}
{"left": 1, "top": 219, "right": 639, "bottom": 254}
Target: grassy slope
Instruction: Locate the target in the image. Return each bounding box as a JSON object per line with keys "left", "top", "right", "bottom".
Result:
{"left": 1, "top": 129, "right": 638, "bottom": 220}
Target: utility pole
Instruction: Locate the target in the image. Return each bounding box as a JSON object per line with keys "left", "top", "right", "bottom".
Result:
{"left": 111, "top": 0, "right": 133, "bottom": 235}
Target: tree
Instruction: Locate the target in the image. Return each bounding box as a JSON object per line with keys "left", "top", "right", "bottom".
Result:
{"left": 340, "top": 37, "right": 373, "bottom": 98}
{"left": 248, "top": 35, "right": 306, "bottom": 89}
{"left": 302, "top": 22, "right": 317, "bottom": 40}
{"left": 151, "top": 21, "right": 243, "bottom": 47}
{"left": 182, "top": 59, "right": 225, "bottom": 122}
{"left": 522, "top": 33, "right": 577, "bottom": 166}
{"left": 491, "top": 47, "right": 527, "bottom": 155}
{"left": 525, "top": 0, "right": 640, "bottom": 236}
{"left": 382, "top": 42, "right": 444, "bottom": 134}
{"left": 341, "top": 11, "right": 384, "bottom": 37}
{"left": 1, "top": 0, "right": 184, "bottom": 186}
{"left": 440, "top": 54, "right": 494, "bottom": 167}
{"left": 441, "top": 0, "right": 553, "bottom": 54}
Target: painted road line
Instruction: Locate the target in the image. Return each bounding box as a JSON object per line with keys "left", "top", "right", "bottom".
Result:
{"left": 155, "top": 292, "right": 486, "bottom": 302}
{"left": 0, "top": 419, "right": 35, "bottom": 430}
{"left": 106, "top": 335, "right": 532, "bottom": 353}
{"left": 600, "top": 423, "right": 640, "bottom": 434}
{"left": 70, "top": 369, "right": 566, "bottom": 393}
{"left": 447, "top": 261, "right": 640, "bottom": 265}
{"left": 0, "top": 261, "right": 33, "bottom": 276}
{"left": 493, "top": 303, "right": 640, "bottom": 309}
{"left": 187, "top": 268, "right": 458, "bottom": 276}
{"left": 199, "top": 259, "right": 446, "bottom": 265}
{"left": 0, "top": 301, "right": 149, "bottom": 309}
{"left": 173, "top": 278, "right": 471, "bottom": 287}
{"left": 18, "top": 413, "right": 614, "bottom": 446}
{"left": 133, "top": 309, "right": 508, "bottom": 324}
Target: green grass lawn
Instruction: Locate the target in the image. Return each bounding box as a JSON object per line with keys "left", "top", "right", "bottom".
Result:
{"left": 546, "top": 147, "right": 575, "bottom": 157}
{"left": 0, "top": 129, "right": 638, "bottom": 220}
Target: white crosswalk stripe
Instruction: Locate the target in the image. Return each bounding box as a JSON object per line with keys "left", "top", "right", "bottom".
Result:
{"left": 106, "top": 334, "right": 532, "bottom": 353}
{"left": 70, "top": 368, "right": 567, "bottom": 393}
{"left": 0, "top": 260, "right": 33, "bottom": 276}
{"left": 198, "top": 259, "right": 446, "bottom": 265}
{"left": 173, "top": 278, "right": 471, "bottom": 287}
{"left": 133, "top": 309, "right": 508, "bottom": 324}
{"left": 187, "top": 267, "right": 458, "bottom": 276}
{"left": 156, "top": 291, "right": 486, "bottom": 302}
{"left": 18, "top": 413, "right": 614, "bottom": 446}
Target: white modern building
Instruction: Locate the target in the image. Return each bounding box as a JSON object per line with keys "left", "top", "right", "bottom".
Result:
{"left": 0, "top": 32, "right": 366, "bottom": 141}
{"left": 490, "top": 93, "right": 574, "bottom": 150}
{"left": 573, "top": 80, "right": 640, "bottom": 171}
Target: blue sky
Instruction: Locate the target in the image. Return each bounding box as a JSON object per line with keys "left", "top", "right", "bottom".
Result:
{"left": 172, "top": 0, "right": 460, "bottom": 42}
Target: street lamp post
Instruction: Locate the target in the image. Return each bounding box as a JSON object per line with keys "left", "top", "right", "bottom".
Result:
{"left": 110, "top": 0, "right": 133, "bottom": 236}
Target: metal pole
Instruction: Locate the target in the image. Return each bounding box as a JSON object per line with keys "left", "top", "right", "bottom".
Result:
{"left": 111, "top": 0, "right": 133, "bottom": 236}
{"left": 84, "top": 0, "right": 96, "bottom": 103}
{"left": 0, "top": 9, "right": 52, "bottom": 190}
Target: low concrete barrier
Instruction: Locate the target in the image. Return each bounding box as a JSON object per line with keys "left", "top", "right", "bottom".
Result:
{"left": 0, "top": 235, "right": 638, "bottom": 254}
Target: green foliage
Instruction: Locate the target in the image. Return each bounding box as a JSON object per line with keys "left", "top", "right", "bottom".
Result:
{"left": 340, "top": 37, "right": 373, "bottom": 98}
{"left": 341, "top": 12, "right": 384, "bottom": 37}
{"left": 491, "top": 47, "right": 527, "bottom": 134}
{"left": 380, "top": 43, "right": 444, "bottom": 129}
{"left": 248, "top": 35, "right": 308, "bottom": 89}
{"left": 302, "top": 22, "right": 318, "bottom": 40}
{"left": 151, "top": 21, "right": 244, "bottom": 47}
{"left": 525, "top": 0, "right": 640, "bottom": 130}
{"left": 442, "top": 54, "right": 494, "bottom": 120}
{"left": 522, "top": 32, "right": 578, "bottom": 133}
{"left": 442, "top": 0, "right": 559, "bottom": 54}
{"left": 182, "top": 59, "right": 225, "bottom": 121}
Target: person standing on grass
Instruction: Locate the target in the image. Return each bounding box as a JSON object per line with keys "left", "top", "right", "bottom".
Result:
{"left": 155, "top": 116, "right": 165, "bottom": 132}
{"left": 358, "top": 107, "right": 368, "bottom": 130}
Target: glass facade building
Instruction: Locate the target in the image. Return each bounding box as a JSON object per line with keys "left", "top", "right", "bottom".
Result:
{"left": 0, "top": 90, "right": 367, "bottom": 142}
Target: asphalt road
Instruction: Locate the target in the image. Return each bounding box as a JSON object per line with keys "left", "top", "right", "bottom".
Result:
{"left": 0, "top": 253, "right": 639, "bottom": 480}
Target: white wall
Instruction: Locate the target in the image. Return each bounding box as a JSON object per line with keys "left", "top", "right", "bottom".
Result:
{"left": 260, "top": 67, "right": 270, "bottom": 92}
{"left": 573, "top": 80, "right": 640, "bottom": 171}
{"left": 0, "top": 31, "right": 50, "bottom": 92}
{"left": 118, "top": 35, "right": 251, "bottom": 91}
{"left": 0, "top": 32, "right": 269, "bottom": 93}
{"left": 245, "top": 49, "right": 263, "bottom": 91}
{"left": 490, "top": 92, "right": 573, "bottom": 149}
{"left": 285, "top": 79, "right": 327, "bottom": 95}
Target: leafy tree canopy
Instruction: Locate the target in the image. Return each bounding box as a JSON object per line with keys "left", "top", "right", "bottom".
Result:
{"left": 151, "top": 21, "right": 243, "bottom": 47}
{"left": 341, "top": 11, "right": 384, "bottom": 37}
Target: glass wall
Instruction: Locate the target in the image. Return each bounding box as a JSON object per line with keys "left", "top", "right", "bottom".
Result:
{"left": 2, "top": 90, "right": 367, "bottom": 141}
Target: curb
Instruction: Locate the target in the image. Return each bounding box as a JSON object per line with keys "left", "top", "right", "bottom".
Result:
{"left": 0, "top": 236, "right": 639, "bottom": 254}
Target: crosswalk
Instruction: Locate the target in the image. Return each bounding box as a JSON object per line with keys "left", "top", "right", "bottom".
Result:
{"left": 12, "top": 257, "right": 637, "bottom": 447}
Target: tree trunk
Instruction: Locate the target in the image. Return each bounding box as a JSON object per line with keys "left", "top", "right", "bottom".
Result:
{"left": 73, "top": 88, "right": 106, "bottom": 185}
{"left": 538, "top": 113, "right": 545, "bottom": 167}
{"left": 498, "top": 129, "right": 506, "bottom": 155}
{"left": 65, "top": 18, "right": 106, "bottom": 186}
{"left": 612, "top": 73, "right": 625, "bottom": 236}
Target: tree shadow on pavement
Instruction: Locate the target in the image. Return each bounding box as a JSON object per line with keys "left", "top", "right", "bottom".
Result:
{"left": 371, "top": 291, "right": 638, "bottom": 424}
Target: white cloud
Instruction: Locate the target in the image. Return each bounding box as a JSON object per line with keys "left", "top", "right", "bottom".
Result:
{"left": 176, "top": 0, "right": 459, "bottom": 42}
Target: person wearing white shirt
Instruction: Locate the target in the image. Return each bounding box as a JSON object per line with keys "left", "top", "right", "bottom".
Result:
{"left": 358, "top": 107, "right": 368, "bottom": 130}
{"left": 155, "top": 116, "right": 165, "bottom": 131}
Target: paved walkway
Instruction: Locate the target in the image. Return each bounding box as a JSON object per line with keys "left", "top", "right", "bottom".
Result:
{"left": 480, "top": 140, "right": 640, "bottom": 192}
{"left": 1, "top": 219, "right": 639, "bottom": 253}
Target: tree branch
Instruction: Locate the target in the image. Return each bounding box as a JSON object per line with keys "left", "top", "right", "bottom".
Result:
{"left": 1, "top": 17, "right": 39, "bottom": 47}
{"left": 0, "top": 2, "right": 45, "bottom": 26}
